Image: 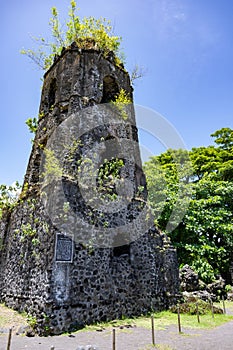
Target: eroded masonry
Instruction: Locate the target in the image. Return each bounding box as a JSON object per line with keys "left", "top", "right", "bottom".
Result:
{"left": 0, "top": 43, "right": 179, "bottom": 335}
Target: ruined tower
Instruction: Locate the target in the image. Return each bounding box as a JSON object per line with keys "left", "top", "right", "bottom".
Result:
{"left": 0, "top": 43, "right": 179, "bottom": 334}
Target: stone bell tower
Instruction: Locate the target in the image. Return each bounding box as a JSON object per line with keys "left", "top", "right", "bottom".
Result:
{"left": 0, "top": 42, "right": 179, "bottom": 335}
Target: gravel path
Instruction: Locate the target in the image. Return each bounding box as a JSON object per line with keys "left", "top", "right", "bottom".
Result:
{"left": 1, "top": 319, "right": 233, "bottom": 350}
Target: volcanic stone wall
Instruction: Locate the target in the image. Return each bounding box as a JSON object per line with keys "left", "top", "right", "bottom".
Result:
{"left": 0, "top": 43, "right": 179, "bottom": 335}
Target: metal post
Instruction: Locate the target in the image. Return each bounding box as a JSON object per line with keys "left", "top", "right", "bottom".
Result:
{"left": 196, "top": 302, "right": 200, "bottom": 323}
{"left": 6, "top": 328, "right": 12, "bottom": 350}
{"left": 112, "top": 328, "right": 116, "bottom": 350}
{"left": 151, "top": 315, "right": 155, "bottom": 345}
{"left": 177, "top": 306, "right": 182, "bottom": 333}
{"left": 222, "top": 296, "right": 226, "bottom": 314}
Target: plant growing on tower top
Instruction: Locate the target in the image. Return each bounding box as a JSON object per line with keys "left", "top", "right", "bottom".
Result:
{"left": 21, "top": 0, "right": 124, "bottom": 71}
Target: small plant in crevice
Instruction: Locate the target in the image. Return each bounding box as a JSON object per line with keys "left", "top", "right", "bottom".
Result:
{"left": 97, "top": 157, "right": 124, "bottom": 200}
{"left": 0, "top": 182, "right": 21, "bottom": 218}
{"left": 25, "top": 117, "right": 38, "bottom": 135}
{"left": 111, "top": 89, "right": 132, "bottom": 120}
{"left": 27, "top": 314, "right": 38, "bottom": 330}
{"left": 130, "top": 64, "right": 146, "bottom": 85}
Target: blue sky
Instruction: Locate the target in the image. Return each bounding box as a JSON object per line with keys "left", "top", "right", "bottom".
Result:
{"left": 1, "top": 0, "right": 233, "bottom": 185}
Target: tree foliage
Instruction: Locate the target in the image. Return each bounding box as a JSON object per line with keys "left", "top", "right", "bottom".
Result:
{"left": 21, "top": 1, "right": 124, "bottom": 71}
{"left": 144, "top": 127, "right": 233, "bottom": 283}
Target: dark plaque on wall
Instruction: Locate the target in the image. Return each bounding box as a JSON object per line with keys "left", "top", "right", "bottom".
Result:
{"left": 55, "top": 233, "right": 74, "bottom": 263}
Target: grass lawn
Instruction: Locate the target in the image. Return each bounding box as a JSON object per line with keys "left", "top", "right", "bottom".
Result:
{"left": 78, "top": 302, "right": 233, "bottom": 333}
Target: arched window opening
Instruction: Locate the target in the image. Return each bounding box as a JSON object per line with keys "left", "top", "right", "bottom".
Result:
{"left": 101, "top": 76, "right": 119, "bottom": 103}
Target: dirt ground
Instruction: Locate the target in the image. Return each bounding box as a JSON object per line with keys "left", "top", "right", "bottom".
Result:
{"left": 1, "top": 319, "right": 233, "bottom": 350}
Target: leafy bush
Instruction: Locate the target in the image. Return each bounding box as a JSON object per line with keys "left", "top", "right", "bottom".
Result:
{"left": 170, "top": 297, "right": 223, "bottom": 315}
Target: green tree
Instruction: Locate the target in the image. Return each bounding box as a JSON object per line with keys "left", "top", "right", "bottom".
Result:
{"left": 211, "top": 127, "right": 233, "bottom": 150}
{"left": 211, "top": 127, "right": 233, "bottom": 181}
{"left": 144, "top": 148, "right": 193, "bottom": 230}
{"left": 144, "top": 128, "right": 233, "bottom": 283}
